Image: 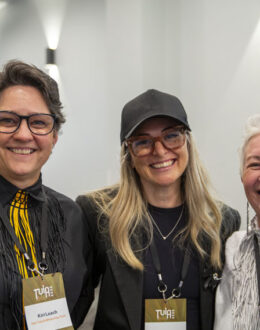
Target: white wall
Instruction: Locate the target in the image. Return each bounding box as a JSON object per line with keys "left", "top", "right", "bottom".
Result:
{"left": 1, "top": 0, "right": 260, "bottom": 226}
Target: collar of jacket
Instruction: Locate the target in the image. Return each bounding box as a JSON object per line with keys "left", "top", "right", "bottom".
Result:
{"left": 0, "top": 174, "right": 44, "bottom": 206}
{"left": 107, "top": 248, "right": 143, "bottom": 329}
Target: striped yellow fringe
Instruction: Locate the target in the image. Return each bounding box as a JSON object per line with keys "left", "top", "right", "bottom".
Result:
{"left": 9, "top": 190, "right": 39, "bottom": 278}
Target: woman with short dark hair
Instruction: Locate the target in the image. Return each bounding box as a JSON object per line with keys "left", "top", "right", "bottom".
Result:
{"left": 0, "top": 60, "right": 87, "bottom": 329}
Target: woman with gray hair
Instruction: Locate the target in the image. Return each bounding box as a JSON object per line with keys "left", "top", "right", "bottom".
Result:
{"left": 214, "top": 114, "right": 260, "bottom": 330}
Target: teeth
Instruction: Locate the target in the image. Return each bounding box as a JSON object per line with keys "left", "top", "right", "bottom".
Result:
{"left": 152, "top": 160, "right": 174, "bottom": 169}
{"left": 11, "top": 148, "right": 33, "bottom": 155}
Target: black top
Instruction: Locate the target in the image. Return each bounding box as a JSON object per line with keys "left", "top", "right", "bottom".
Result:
{"left": 76, "top": 191, "right": 241, "bottom": 330}
{"left": 0, "top": 175, "right": 87, "bottom": 329}
{"left": 143, "top": 204, "right": 200, "bottom": 330}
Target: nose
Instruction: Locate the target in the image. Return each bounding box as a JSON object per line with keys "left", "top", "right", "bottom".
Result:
{"left": 153, "top": 140, "right": 167, "bottom": 156}
{"left": 13, "top": 119, "right": 33, "bottom": 140}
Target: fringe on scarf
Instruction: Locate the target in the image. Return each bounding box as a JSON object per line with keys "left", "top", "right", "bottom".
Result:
{"left": 0, "top": 193, "right": 66, "bottom": 329}
{"left": 232, "top": 230, "right": 260, "bottom": 330}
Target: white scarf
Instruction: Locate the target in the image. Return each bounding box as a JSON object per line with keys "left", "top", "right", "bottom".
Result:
{"left": 233, "top": 216, "right": 260, "bottom": 330}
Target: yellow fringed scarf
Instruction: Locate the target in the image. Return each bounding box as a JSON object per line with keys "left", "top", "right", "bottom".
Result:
{"left": 9, "top": 190, "right": 38, "bottom": 278}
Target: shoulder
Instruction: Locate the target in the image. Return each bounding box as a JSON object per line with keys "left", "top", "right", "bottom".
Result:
{"left": 224, "top": 230, "right": 247, "bottom": 270}
{"left": 76, "top": 193, "right": 97, "bottom": 213}
{"left": 76, "top": 186, "right": 118, "bottom": 216}
{"left": 76, "top": 193, "right": 101, "bottom": 224}
{"left": 226, "top": 229, "right": 246, "bottom": 244}
{"left": 225, "top": 230, "right": 246, "bottom": 254}
{"left": 220, "top": 204, "right": 241, "bottom": 240}
{"left": 76, "top": 186, "right": 117, "bottom": 236}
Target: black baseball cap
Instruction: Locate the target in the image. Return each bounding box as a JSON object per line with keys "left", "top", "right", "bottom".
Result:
{"left": 120, "top": 89, "right": 191, "bottom": 143}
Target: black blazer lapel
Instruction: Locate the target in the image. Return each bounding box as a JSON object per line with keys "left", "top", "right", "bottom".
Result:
{"left": 107, "top": 249, "right": 143, "bottom": 330}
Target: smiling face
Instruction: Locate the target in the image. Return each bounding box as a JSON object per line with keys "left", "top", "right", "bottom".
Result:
{"left": 0, "top": 85, "right": 58, "bottom": 189}
{"left": 242, "top": 133, "right": 260, "bottom": 219}
{"left": 129, "top": 117, "right": 189, "bottom": 198}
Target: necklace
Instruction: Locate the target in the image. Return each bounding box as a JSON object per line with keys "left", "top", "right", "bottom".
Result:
{"left": 149, "top": 204, "right": 184, "bottom": 240}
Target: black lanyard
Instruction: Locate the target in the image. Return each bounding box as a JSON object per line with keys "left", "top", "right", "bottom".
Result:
{"left": 150, "top": 239, "right": 190, "bottom": 300}
{"left": 253, "top": 234, "right": 260, "bottom": 308}
{"left": 39, "top": 188, "right": 48, "bottom": 271}
{"left": 0, "top": 187, "right": 49, "bottom": 276}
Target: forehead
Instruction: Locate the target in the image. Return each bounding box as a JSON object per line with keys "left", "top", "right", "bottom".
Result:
{"left": 134, "top": 116, "right": 180, "bottom": 133}
{"left": 245, "top": 134, "right": 260, "bottom": 161}
{"left": 0, "top": 85, "right": 50, "bottom": 115}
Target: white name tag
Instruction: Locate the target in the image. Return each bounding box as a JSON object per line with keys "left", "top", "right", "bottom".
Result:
{"left": 23, "top": 272, "right": 73, "bottom": 330}
{"left": 145, "top": 298, "right": 186, "bottom": 330}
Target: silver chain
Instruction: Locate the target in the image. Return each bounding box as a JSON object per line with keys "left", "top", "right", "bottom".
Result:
{"left": 149, "top": 204, "right": 184, "bottom": 240}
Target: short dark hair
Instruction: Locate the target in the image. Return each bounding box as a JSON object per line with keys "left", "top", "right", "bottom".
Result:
{"left": 0, "top": 60, "right": 65, "bottom": 131}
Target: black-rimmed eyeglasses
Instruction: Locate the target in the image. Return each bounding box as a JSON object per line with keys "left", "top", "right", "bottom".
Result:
{"left": 0, "top": 111, "right": 57, "bottom": 135}
{"left": 126, "top": 126, "right": 187, "bottom": 157}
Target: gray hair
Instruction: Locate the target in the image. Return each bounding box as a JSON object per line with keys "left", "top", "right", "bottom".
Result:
{"left": 240, "top": 114, "right": 260, "bottom": 176}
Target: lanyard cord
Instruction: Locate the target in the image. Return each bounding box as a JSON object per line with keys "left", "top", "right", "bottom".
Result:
{"left": 0, "top": 187, "right": 49, "bottom": 277}
{"left": 253, "top": 234, "right": 260, "bottom": 309}
{"left": 150, "top": 239, "right": 190, "bottom": 300}
{"left": 39, "top": 188, "right": 48, "bottom": 272}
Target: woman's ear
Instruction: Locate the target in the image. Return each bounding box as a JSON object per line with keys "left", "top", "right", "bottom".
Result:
{"left": 52, "top": 133, "right": 58, "bottom": 148}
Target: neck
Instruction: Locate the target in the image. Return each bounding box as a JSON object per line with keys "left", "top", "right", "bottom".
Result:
{"left": 142, "top": 183, "right": 182, "bottom": 208}
{"left": 1, "top": 174, "right": 39, "bottom": 190}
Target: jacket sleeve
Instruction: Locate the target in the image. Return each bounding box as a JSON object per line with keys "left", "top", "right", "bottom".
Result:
{"left": 71, "top": 195, "right": 105, "bottom": 328}
{"left": 214, "top": 231, "right": 246, "bottom": 330}
{"left": 213, "top": 258, "right": 233, "bottom": 330}
{"left": 199, "top": 204, "right": 241, "bottom": 330}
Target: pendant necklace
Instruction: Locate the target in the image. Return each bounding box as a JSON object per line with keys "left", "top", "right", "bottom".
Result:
{"left": 149, "top": 204, "right": 184, "bottom": 240}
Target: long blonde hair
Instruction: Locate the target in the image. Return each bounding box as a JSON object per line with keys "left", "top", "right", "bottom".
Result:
{"left": 90, "top": 132, "right": 222, "bottom": 271}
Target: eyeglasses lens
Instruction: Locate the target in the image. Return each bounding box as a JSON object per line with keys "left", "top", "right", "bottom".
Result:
{"left": 0, "top": 112, "right": 55, "bottom": 135}
{"left": 131, "top": 139, "right": 153, "bottom": 157}
{"left": 130, "top": 130, "right": 185, "bottom": 157}
{"left": 28, "top": 114, "right": 54, "bottom": 135}
{"left": 0, "top": 112, "right": 19, "bottom": 133}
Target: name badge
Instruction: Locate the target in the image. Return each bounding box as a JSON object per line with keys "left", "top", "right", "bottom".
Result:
{"left": 22, "top": 272, "right": 73, "bottom": 330}
{"left": 145, "top": 298, "right": 186, "bottom": 330}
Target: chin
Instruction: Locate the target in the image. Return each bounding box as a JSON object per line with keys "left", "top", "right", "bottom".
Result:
{"left": 155, "top": 180, "right": 178, "bottom": 187}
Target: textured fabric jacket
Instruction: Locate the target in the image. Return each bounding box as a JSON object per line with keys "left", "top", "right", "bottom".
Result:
{"left": 214, "top": 229, "right": 260, "bottom": 330}
{"left": 75, "top": 194, "right": 240, "bottom": 330}
{"left": 0, "top": 175, "right": 87, "bottom": 329}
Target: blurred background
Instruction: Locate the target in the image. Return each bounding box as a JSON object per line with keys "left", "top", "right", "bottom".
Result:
{"left": 1, "top": 0, "right": 260, "bottom": 228}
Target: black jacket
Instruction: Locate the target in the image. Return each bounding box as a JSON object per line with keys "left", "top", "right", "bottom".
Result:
{"left": 75, "top": 194, "right": 240, "bottom": 330}
{"left": 0, "top": 175, "right": 87, "bottom": 329}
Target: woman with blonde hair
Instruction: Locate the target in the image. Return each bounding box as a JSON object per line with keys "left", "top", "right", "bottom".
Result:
{"left": 214, "top": 114, "right": 260, "bottom": 330}
{"left": 76, "top": 89, "right": 240, "bottom": 330}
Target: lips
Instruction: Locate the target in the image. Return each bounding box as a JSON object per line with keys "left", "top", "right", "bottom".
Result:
{"left": 150, "top": 159, "right": 175, "bottom": 169}
{"left": 8, "top": 147, "right": 35, "bottom": 155}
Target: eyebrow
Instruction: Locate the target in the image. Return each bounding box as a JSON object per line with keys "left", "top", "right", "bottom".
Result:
{"left": 135, "top": 126, "right": 176, "bottom": 137}
{"left": 162, "top": 126, "right": 174, "bottom": 132}
{"left": 246, "top": 155, "right": 260, "bottom": 162}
